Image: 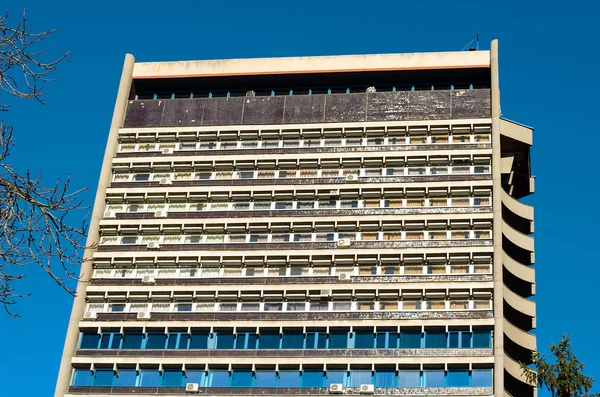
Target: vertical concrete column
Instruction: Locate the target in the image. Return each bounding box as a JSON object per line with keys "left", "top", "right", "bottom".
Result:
{"left": 490, "top": 40, "right": 505, "bottom": 396}
{"left": 54, "top": 53, "right": 135, "bottom": 397}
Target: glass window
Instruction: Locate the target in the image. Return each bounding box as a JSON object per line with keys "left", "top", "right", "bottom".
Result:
{"left": 139, "top": 369, "right": 161, "bottom": 387}
{"left": 374, "top": 370, "right": 397, "bottom": 388}
{"left": 190, "top": 332, "right": 209, "bottom": 349}
{"left": 80, "top": 332, "right": 100, "bottom": 349}
{"left": 72, "top": 369, "right": 93, "bottom": 386}
{"left": 354, "top": 331, "right": 374, "bottom": 349}
{"left": 302, "top": 370, "right": 324, "bottom": 387}
{"left": 231, "top": 370, "right": 253, "bottom": 387}
{"left": 216, "top": 332, "right": 235, "bottom": 349}
{"left": 282, "top": 332, "right": 304, "bottom": 349}
{"left": 376, "top": 332, "right": 398, "bottom": 348}
{"left": 399, "top": 331, "right": 421, "bottom": 348}
{"left": 114, "top": 370, "right": 137, "bottom": 386}
{"left": 350, "top": 370, "right": 372, "bottom": 387}
{"left": 122, "top": 333, "right": 144, "bottom": 349}
{"left": 462, "top": 332, "right": 471, "bottom": 348}
{"left": 326, "top": 370, "right": 347, "bottom": 386}
{"left": 329, "top": 330, "right": 348, "bottom": 348}
{"left": 185, "top": 370, "right": 206, "bottom": 386}
{"left": 425, "top": 331, "right": 447, "bottom": 348}
{"left": 446, "top": 370, "right": 469, "bottom": 387}
{"left": 209, "top": 370, "right": 230, "bottom": 387}
{"left": 145, "top": 333, "right": 167, "bottom": 349}
{"left": 473, "top": 330, "right": 492, "bottom": 348}
{"left": 398, "top": 370, "right": 420, "bottom": 387}
{"left": 177, "top": 303, "right": 192, "bottom": 312}
{"left": 306, "top": 332, "right": 327, "bottom": 349}
{"left": 423, "top": 370, "right": 444, "bottom": 388}
{"left": 167, "top": 333, "right": 190, "bottom": 349}
{"left": 111, "top": 303, "right": 126, "bottom": 312}
{"left": 254, "top": 370, "right": 277, "bottom": 387}
{"left": 471, "top": 369, "right": 493, "bottom": 387}
{"left": 236, "top": 332, "right": 258, "bottom": 349}
{"left": 94, "top": 369, "right": 114, "bottom": 387}
{"left": 449, "top": 331, "right": 459, "bottom": 348}
{"left": 162, "top": 370, "right": 184, "bottom": 387}
{"left": 278, "top": 370, "right": 301, "bottom": 387}
{"left": 259, "top": 332, "right": 280, "bottom": 349}
{"left": 99, "top": 333, "right": 122, "bottom": 349}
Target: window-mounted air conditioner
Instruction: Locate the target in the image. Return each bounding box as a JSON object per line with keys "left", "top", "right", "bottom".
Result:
{"left": 360, "top": 384, "right": 374, "bottom": 394}
{"left": 162, "top": 148, "right": 174, "bottom": 155}
{"left": 159, "top": 178, "right": 172, "bottom": 185}
{"left": 147, "top": 242, "right": 161, "bottom": 250}
{"left": 338, "top": 273, "right": 351, "bottom": 281}
{"left": 141, "top": 275, "right": 155, "bottom": 285}
{"left": 337, "top": 239, "right": 352, "bottom": 247}
{"left": 154, "top": 210, "right": 168, "bottom": 218}
{"left": 329, "top": 384, "right": 344, "bottom": 393}
{"left": 103, "top": 211, "right": 116, "bottom": 218}
{"left": 185, "top": 383, "right": 199, "bottom": 393}
{"left": 83, "top": 311, "right": 97, "bottom": 320}
{"left": 346, "top": 174, "right": 359, "bottom": 182}
{"left": 137, "top": 311, "right": 151, "bottom": 320}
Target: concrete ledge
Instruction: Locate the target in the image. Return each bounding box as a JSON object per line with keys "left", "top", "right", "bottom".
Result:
{"left": 502, "top": 251, "right": 535, "bottom": 284}
{"left": 501, "top": 190, "right": 533, "bottom": 221}
{"left": 503, "top": 319, "right": 536, "bottom": 351}
{"left": 503, "top": 286, "right": 535, "bottom": 318}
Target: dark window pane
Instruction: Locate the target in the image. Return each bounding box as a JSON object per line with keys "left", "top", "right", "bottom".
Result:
{"left": 259, "top": 332, "right": 280, "bottom": 349}
{"left": 449, "top": 332, "right": 459, "bottom": 348}
{"left": 446, "top": 370, "right": 469, "bottom": 387}
{"left": 72, "top": 370, "right": 93, "bottom": 386}
{"left": 278, "top": 370, "right": 301, "bottom": 387}
{"left": 94, "top": 369, "right": 114, "bottom": 387}
{"left": 209, "top": 370, "right": 230, "bottom": 387}
{"left": 139, "top": 369, "right": 161, "bottom": 387}
{"left": 317, "top": 333, "right": 327, "bottom": 349}
{"left": 247, "top": 334, "right": 258, "bottom": 349}
{"left": 424, "top": 370, "right": 444, "bottom": 387}
{"left": 306, "top": 333, "right": 316, "bottom": 349}
{"left": 398, "top": 370, "right": 420, "bottom": 387}
{"left": 114, "top": 370, "right": 137, "bottom": 386}
{"left": 190, "top": 332, "right": 209, "bottom": 349}
{"left": 99, "top": 334, "right": 111, "bottom": 349}
{"left": 326, "top": 370, "right": 347, "bottom": 386}
{"left": 350, "top": 370, "right": 372, "bottom": 387}
{"left": 167, "top": 334, "right": 178, "bottom": 349}
{"left": 80, "top": 332, "right": 100, "bottom": 349}
{"left": 186, "top": 370, "right": 206, "bottom": 386}
{"left": 122, "top": 333, "right": 144, "bottom": 349}
{"left": 216, "top": 333, "right": 235, "bottom": 349}
{"left": 329, "top": 331, "right": 348, "bottom": 348}
{"left": 162, "top": 370, "right": 184, "bottom": 387}
{"left": 110, "top": 334, "right": 122, "bottom": 349}
{"left": 399, "top": 331, "right": 421, "bottom": 348}
{"left": 473, "top": 330, "right": 492, "bottom": 348}
{"left": 472, "top": 369, "right": 493, "bottom": 387}
{"left": 461, "top": 332, "right": 471, "bottom": 348}
{"left": 302, "top": 370, "right": 324, "bottom": 387}
{"left": 387, "top": 333, "right": 399, "bottom": 348}
{"left": 231, "top": 370, "right": 253, "bottom": 387}
{"left": 282, "top": 332, "right": 304, "bottom": 349}
{"left": 374, "top": 370, "right": 396, "bottom": 388}
{"left": 146, "top": 333, "right": 167, "bottom": 349}
{"left": 255, "top": 370, "right": 277, "bottom": 387}
{"left": 425, "top": 332, "right": 446, "bottom": 348}
{"left": 355, "top": 331, "right": 374, "bottom": 348}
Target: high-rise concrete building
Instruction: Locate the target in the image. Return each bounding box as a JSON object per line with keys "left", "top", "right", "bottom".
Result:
{"left": 55, "top": 40, "right": 536, "bottom": 397}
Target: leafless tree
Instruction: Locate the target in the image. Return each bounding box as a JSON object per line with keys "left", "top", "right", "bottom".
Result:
{"left": 0, "top": 10, "right": 88, "bottom": 317}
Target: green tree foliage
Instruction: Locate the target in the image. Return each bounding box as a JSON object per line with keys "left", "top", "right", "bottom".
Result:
{"left": 522, "top": 334, "right": 599, "bottom": 397}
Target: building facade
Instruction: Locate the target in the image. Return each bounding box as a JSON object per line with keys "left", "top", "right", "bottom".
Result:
{"left": 55, "top": 40, "right": 536, "bottom": 397}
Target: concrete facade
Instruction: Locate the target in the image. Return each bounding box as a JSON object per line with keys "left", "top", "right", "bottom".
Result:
{"left": 55, "top": 42, "right": 536, "bottom": 397}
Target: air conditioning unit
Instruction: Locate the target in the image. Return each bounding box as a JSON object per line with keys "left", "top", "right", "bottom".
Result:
{"left": 83, "top": 311, "right": 97, "bottom": 320}
{"left": 338, "top": 273, "right": 351, "bottom": 281}
{"left": 337, "top": 239, "right": 352, "bottom": 247}
{"left": 185, "top": 383, "right": 199, "bottom": 393}
{"left": 320, "top": 289, "right": 331, "bottom": 297}
{"left": 360, "top": 384, "right": 374, "bottom": 394}
{"left": 141, "top": 275, "right": 155, "bottom": 285}
{"left": 137, "top": 311, "right": 151, "bottom": 320}
{"left": 147, "top": 242, "right": 161, "bottom": 250}
{"left": 329, "top": 384, "right": 344, "bottom": 393}
{"left": 103, "top": 211, "right": 116, "bottom": 218}
{"left": 346, "top": 174, "right": 359, "bottom": 182}
{"left": 154, "top": 210, "right": 168, "bottom": 218}
{"left": 159, "top": 178, "right": 172, "bottom": 185}
{"left": 162, "top": 148, "right": 174, "bottom": 155}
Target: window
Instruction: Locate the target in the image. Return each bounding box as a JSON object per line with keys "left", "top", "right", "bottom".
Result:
{"left": 278, "top": 370, "right": 301, "bottom": 387}
{"left": 72, "top": 369, "right": 93, "bottom": 386}
{"left": 80, "top": 332, "right": 100, "bottom": 349}
{"left": 399, "top": 331, "right": 421, "bottom": 348}
{"left": 145, "top": 332, "right": 167, "bottom": 349}
{"left": 209, "top": 370, "right": 230, "bottom": 387}
{"left": 139, "top": 369, "right": 161, "bottom": 387}
{"left": 167, "top": 332, "right": 190, "bottom": 349}
{"left": 231, "top": 370, "right": 253, "bottom": 387}
{"left": 162, "top": 370, "right": 184, "bottom": 387}
{"left": 374, "top": 370, "right": 396, "bottom": 388}
{"left": 110, "top": 303, "right": 126, "bottom": 312}
{"left": 177, "top": 303, "right": 192, "bottom": 312}
{"left": 134, "top": 173, "right": 150, "bottom": 181}
{"left": 329, "top": 330, "right": 348, "bottom": 348}
{"left": 100, "top": 332, "right": 122, "bottom": 349}
{"left": 376, "top": 332, "right": 399, "bottom": 349}
{"left": 398, "top": 370, "right": 420, "bottom": 387}
{"left": 424, "top": 331, "right": 447, "bottom": 348}
{"left": 302, "top": 370, "right": 324, "bottom": 387}
{"left": 306, "top": 332, "right": 327, "bottom": 349}
{"left": 449, "top": 331, "right": 471, "bottom": 348}
{"left": 471, "top": 369, "right": 493, "bottom": 387}
{"left": 185, "top": 370, "right": 206, "bottom": 386}
{"left": 94, "top": 369, "right": 114, "bottom": 387}
{"left": 254, "top": 370, "right": 278, "bottom": 387}
{"left": 114, "top": 370, "right": 137, "bottom": 386}
{"left": 473, "top": 330, "right": 492, "bottom": 348}
{"left": 446, "top": 370, "right": 469, "bottom": 387}
{"left": 354, "top": 331, "right": 374, "bottom": 349}
{"left": 189, "top": 332, "right": 209, "bottom": 349}
{"left": 259, "top": 332, "right": 280, "bottom": 349}
{"left": 350, "top": 370, "right": 372, "bottom": 387}
{"left": 216, "top": 332, "right": 235, "bottom": 349}
{"left": 282, "top": 332, "right": 304, "bottom": 349}
{"left": 236, "top": 332, "right": 258, "bottom": 349}
{"left": 326, "top": 370, "right": 347, "bottom": 386}
{"left": 122, "top": 332, "right": 144, "bottom": 349}
{"left": 423, "top": 370, "right": 444, "bottom": 387}
{"left": 264, "top": 303, "right": 283, "bottom": 312}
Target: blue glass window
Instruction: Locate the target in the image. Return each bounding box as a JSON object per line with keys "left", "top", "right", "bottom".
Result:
{"left": 80, "top": 332, "right": 100, "bottom": 349}
{"left": 302, "top": 370, "right": 325, "bottom": 387}
{"left": 231, "top": 370, "right": 253, "bottom": 387}
{"left": 100, "top": 332, "right": 122, "bottom": 349}
{"left": 473, "top": 330, "right": 492, "bottom": 348}
{"left": 423, "top": 370, "right": 444, "bottom": 387}
{"left": 236, "top": 332, "right": 258, "bottom": 349}
{"left": 162, "top": 370, "right": 184, "bottom": 387}
{"left": 462, "top": 332, "right": 471, "bottom": 348}
{"left": 72, "top": 369, "right": 93, "bottom": 386}
{"left": 167, "top": 333, "right": 190, "bottom": 349}
{"left": 399, "top": 331, "right": 421, "bottom": 348}
{"left": 254, "top": 370, "right": 277, "bottom": 387}
{"left": 329, "top": 330, "right": 348, "bottom": 348}
{"left": 449, "top": 332, "right": 459, "bottom": 347}
{"left": 326, "top": 370, "right": 347, "bottom": 386}
{"left": 114, "top": 370, "right": 137, "bottom": 386}
{"left": 122, "top": 333, "right": 144, "bottom": 349}
{"left": 216, "top": 332, "right": 235, "bottom": 349}
{"left": 376, "top": 332, "right": 398, "bottom": 348}
{"left": 354, "top": 331, "right": 374, "bottom": 349}
{"left": 189, "top": 332, "right": 209, "bottom": 349}
{"left": 278, "top": 370, "right": 301, "bottom": 387}
{"left": 282, "top": 332, "right": 304, "bottom": 349}
{"left": 306, "top": 332, "right": 327, "bottom": 349}
{"left": 259, "top": 332, "right": 280, "bottom": 349}
{"left": 350, "top": 370, "right": 372, "bottom": 387}
{"left": 398, "top": 370, "right": 421, "bottom": 387}
{"left": 209, "top": 370, "right": 230, "bottom": 387}
{"left": 374, "top": 370, "right": 397, "bottom": 388}
{"left": 471, "top": 369, "right": 493, "bottom": 387}
{"left": 425, "top": 331, "right": 447, "bottom": 348}
{"left": 145, "top": 333, "right": 167, "bottom": 349}
{"left": 447, "top": 370, "right": 469, "bottom": 387}
{"left": 186, "top": 370, "right": 206, "bottom": 386}
{"left": 111, "top": 304, "right": 126, "bottom": 312}
{"left": 94, "top": 369, "right": 114, "bottom": 387}
{"left": 139, "top": 369, "right": 161, "bottom": 387}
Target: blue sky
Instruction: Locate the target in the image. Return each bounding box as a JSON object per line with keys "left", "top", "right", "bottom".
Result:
{"left": 1, "top": 0, "right": 598, "bottom": 395}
